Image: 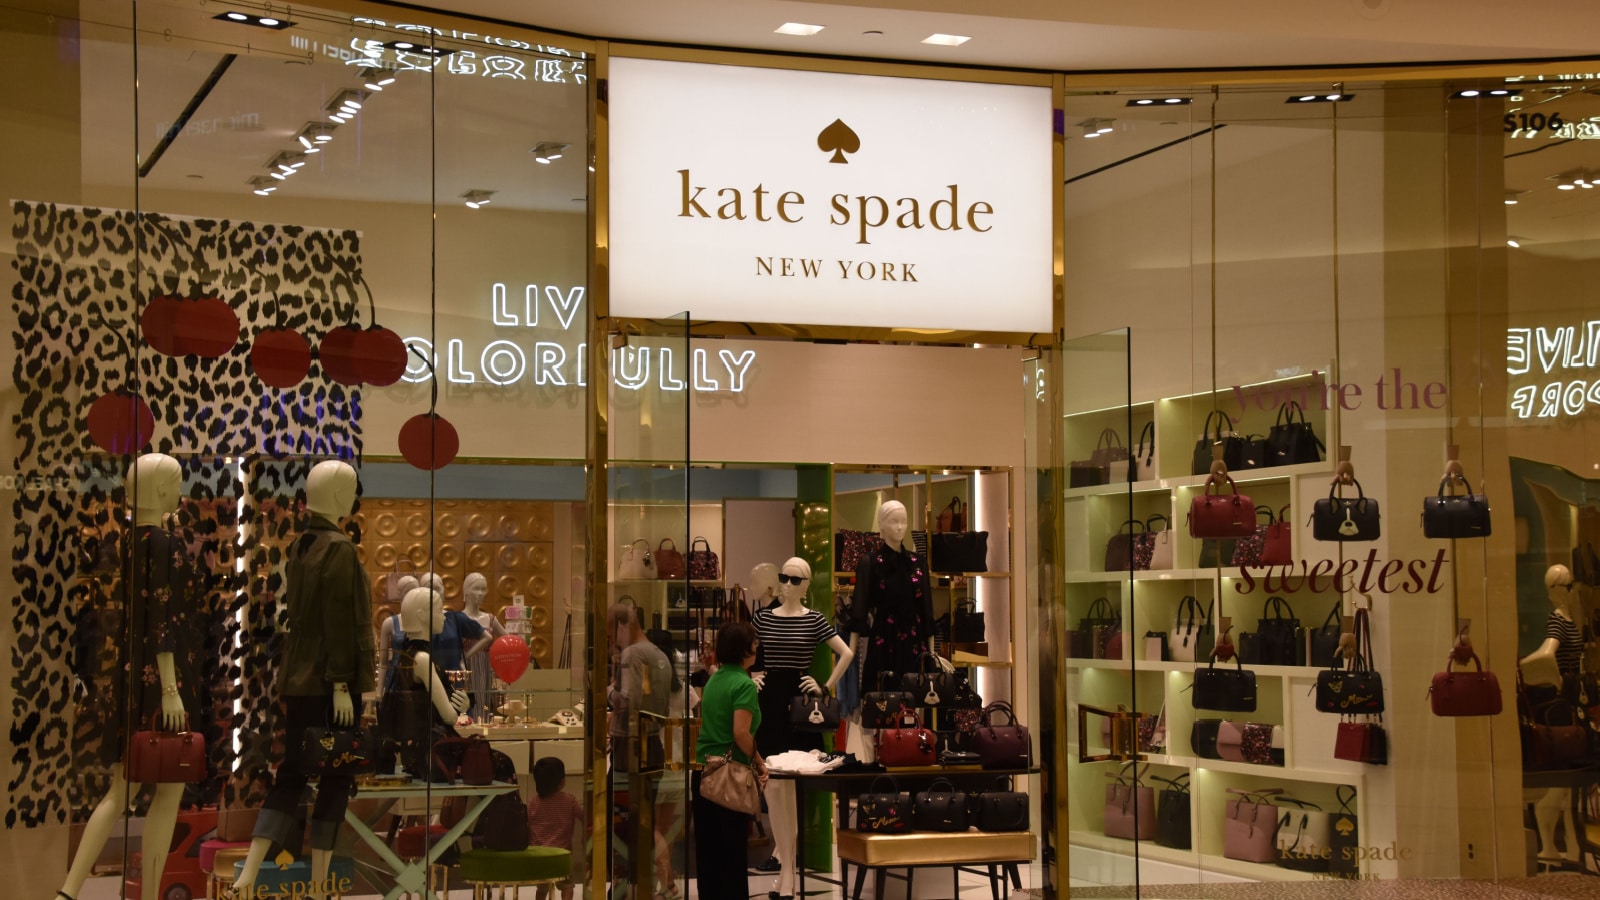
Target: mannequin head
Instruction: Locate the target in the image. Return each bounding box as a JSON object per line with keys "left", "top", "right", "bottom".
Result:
{"left": 395, "top": 575, "right": 419, "bottom": 597}
{"left": 401, "top": 586, "right": 446, "bottom": 639}
{"left": 749, "top": 562, "right": 779, "bottom": 601}
{"left": 127, "top": 453, "right": 182, "bottom": 527}
{"left": 421, "top": 571, "right": 446, "bottom": 595}
{"left": 778, "top": 557, "right": 812, "bottom": 607}
{"left": 463, "top": 573, "right": 488, "bottom": 610}
{"left": 306, "top": 460, "right": 358, "bottom": 521}
{"left": 878, "top": 500, "right": 910, "bottom": 552}
{"left": 1548, "top": 564, "right": 1577, "bottom": 616}
{"left": 1547, "top": 564, "right": 1575, "bottom": 591}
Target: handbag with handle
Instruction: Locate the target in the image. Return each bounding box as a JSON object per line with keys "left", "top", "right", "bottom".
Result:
{"left": 1520, "top": 686, "right": 1590, "bottom": 770}
{"left": 1224, "top": 788, "right": 1285, "bottom": 863}
{"left": 835, "top": 529, "right": 879, "bottom": 573}
{"left": 1105, "top": 519, "right": 1149, "bottom": 572}
{"left": 1275, "top": 798, "right": 1332, "bottom": 872}
{"left": 1091, "top": 427, "right": 1131, "bottom": 478}
{"left": 1329, "top": 786, "right": 1361, "bottom": 876}
{"left": 857, "top": 775, "right": 910, "bottom": 833}
{"left": 1334, "top": 717, "right": 1389, "bottom": 765}
{"left": 1261, "top": 503, "right": 1294, "bottom": 566}
{"left": 1103, "top": 762, "right": 1156, "bottom": 840}
{"left": 1312, "top": 479, "right": 1381, "bottom": 542}
{"left": 299, "top": 724, "right": 378, "bottom": 777}
{"left": 1113, "top": 421, "right": 1157, "bottom": 483}
{"left": 1430, "top": 648, "right": 1503, "bottom": 717}
{"left": 1267, "top": 400, "right": 1325, "bottom": 467}
{"left": 974, "top": 700, "right": 1032, "bottom": 769}
{"left": 1147, "top": 514, "right": 1174, "bottom": 569}
{"left": 1316, "top": 608, "right": 1384, "bottom": 714}
{"left": 1308, "top": 604, "right": 1344, "bottom": 669}
{"left": 1189, "top": 473, "right": 1258, "bottom": 539}
{"left": 911, "top": 778, "right": 969, "bottom": 832}
{"left": 900, "top": 652, "right": 957, "bottom": 707}
{"left": 686, "top": 536, "right": 719, "bottom": 580}
{"left": 1154, "top": 773, "right": 1192, "bottom": 849}
{"left": 616, "top": 538, "right": 655, "bottom": 580}
{"left": 953, "top": 597, "right": 986, "bottom": 643}
{"left": 701, "top": 754, "right": 760, "bottom": 815}
{"left": 935, "top": 497, "right": 968, "bottom": 533}
{"left": 1078, "top": 597, "right": 1121, "bottom": 660}
{"left": 1239, "top": 596, "right": 1302, "bottom": 666}
{"left": 1423, "top": 474, "right": 1492, "bottom": 539}
{"left": 1238, "top": 433, "right": 1270, "bottom": 470}
{"left": 1191, "top": 653, "right": 1257, "bottom": 712}
{"left": 875, "top": 710, "right": 938, "bottom": 767}
{"left": 654, "top": 538, "right": 686, "bottom": 579}
{"left": 860, "top": 671, "right": 915, "bottom": 729}
{"left": 973, "top": 776, "right": 1030, "bottom": 832}
{"left": 1170, "top": 595, "right": 1214, "bottom": 663}
{"left": 127, "top": 714, "right": 207, "bottom": 784}
{"left": 1231, "top": 506, "right": 1277, "bottom": 566}
{"left": 1190, "top": 718, "right": 1223, "bottom": 758}
{"left": 931, "top": 530, "right": 989, "bottom": 573}
{"left": 789, "top": 693, "right": 840, "bottom": 732}
{"left": 1191, "top": 410, "right": 1246, "bottom": 475}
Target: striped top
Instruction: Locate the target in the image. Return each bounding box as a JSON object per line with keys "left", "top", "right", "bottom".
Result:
{"left": 1547, "top": 611, "right": 1585, "bottom": 675}
{"left": 526, "top": 790, "right": 583, "bottom": 851}
{"left": 753, "top": 608, "right": 836, "bottom": 671}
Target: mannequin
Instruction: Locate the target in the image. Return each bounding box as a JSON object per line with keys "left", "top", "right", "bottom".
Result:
{"left": 58, "top": 453, "right": 200, "bottom": 900}
{"left": 234, "top": 460, "right": 374, "bottom": 900}
{"left": 848, "top": 500, "right": 953, "bottom": 762}
{"left": 1522, "top": 564, "right": 1584, "bottom": 867}
{"left": 377, "top": 575, "right": 420, "bottom": 694}
{"left": 461, "top": 573, "right": 507, "bottom": 709}
{"left": 394, "top": 586, "right": 474, "bottom": 745}
{"left": 750, "top": 557, "right": 853, "bottom": 900}
{"left": 378, "top": 572, "right": 486, "bottom": 707}
{"left": 750, "top": 562, "right": 780, "bottom": 611}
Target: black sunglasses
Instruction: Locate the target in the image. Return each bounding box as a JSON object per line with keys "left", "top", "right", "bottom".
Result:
{"left": 777, "top": 573, "right": 807, "bottom": 585}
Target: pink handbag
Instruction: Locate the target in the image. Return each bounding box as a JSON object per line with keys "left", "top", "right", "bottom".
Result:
{"left": 1188, "top": 474, "right": 1257, "bottom": 538}
{"left": 1103, "top": 763, "right": 1156, "bottom": 840}
{"left": 1216, "top": 721, "right": 1246, "bottom": 762}
{"left": 1224, "top": 788, "right": 1284, "bottom": 863}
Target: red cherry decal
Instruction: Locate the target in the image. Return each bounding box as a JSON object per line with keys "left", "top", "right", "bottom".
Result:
{"left": 318, "top": 325, "right": 365, "bottom": 385}
{"left": 354, "top": 325, "right": 408, "bottom": 387}
{"left": 86, "top": 390, "right": 155, "bottom": 454}
{"left": 177, "top": 297, "right": 240, "bottom": 358}
{"left": 399, "top": 413, "right": 459, "bottom": 470}
{"left": 250, "top": 328, "right": 312, "bottom": 388}
{"left": 140, "top": 296, "right": 186, "bottom": 356}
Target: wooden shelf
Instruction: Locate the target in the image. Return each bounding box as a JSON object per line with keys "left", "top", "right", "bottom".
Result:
{"left": 1068, "top": 830, "right": 1323, "bottom": 881}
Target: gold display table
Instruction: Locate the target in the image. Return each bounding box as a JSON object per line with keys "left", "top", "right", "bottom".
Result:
{"left": 836, "top": 830, "right": 1035, "bottom": 900}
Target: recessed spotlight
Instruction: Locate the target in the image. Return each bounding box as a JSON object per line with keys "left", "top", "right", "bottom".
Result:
{"left": 225, "top": 12, "right": 248, "bottom": 21}
{"left": 1489, "top": 89, "right": 1511, "bottom": 96}
{"left": 1457, "top": 89, "right": 1481, "bottom": 98}
{"left": 1126, "top": 97, "right": 1191, "bottom": 107}
{"left": 213, "top": 11, "right": 293, "bottom": 29}
{"left": 1134, "top": 99, "right": 1154, "bottom": 105}
{"left": 774, "top": 22, "right": 824, "bottom": 36}
{"left": 382, "top": 41, "right": 456, "bottom": 56}
{"left": 922, "top": 33, "right": 971, "bottom": 46}
{"left": 1507, "top": 238, "right": 1520, "bottom": 248}
{"left": 1558, "top": 183, "right": 1577, "bottom": 190}
{"left": 1286, "top": 93, "right": 1354, "bottom": 103}
{"left": 259, "top": 17, "right": 279, "bottom": 27}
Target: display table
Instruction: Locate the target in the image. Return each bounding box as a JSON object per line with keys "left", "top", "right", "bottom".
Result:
{"left": 837, "top": 830, "right": 1035, "bottom": 900}
{"left": 342, "top": 779, "right": 517, "bottom": 900}
{"left": 1522, "top": 766, "right": 1600, "bottom": 871}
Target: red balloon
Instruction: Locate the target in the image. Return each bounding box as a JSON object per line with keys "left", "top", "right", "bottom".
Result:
{"left": 318, "top": 325, "right": 364, "bottom": 385}
{"left": 140, "top": 296, "right": 185, "bottom": 356}
{"left": 250, "top": 328, "right": 312, "bottom": 388}
{"left": 177, "top": 296, "right": 240, "bottom": 358}
{"left": 399, "top": 412, "right": 459, "bottom": 470}
{"left": 354, "top": 325, "right": 408, "bottom": 387}
{"left": 86, "top": 390, "right": 154, "bottom": 455}
{"left": 489, "top": 634, "right": 530, "bottom": 683}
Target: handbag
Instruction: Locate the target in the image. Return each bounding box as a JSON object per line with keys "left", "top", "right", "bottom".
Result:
{"left": 935, "top": 497, "right": 968, "bottom": 533}
{"left": 1070, "top": 459, "right": 1107, "bottom": 488}
{"left": 1144, "top": 630, "right": 1170, "bottom": 663}
{"left": 616, "top": 538, "right": 655, "bottom": 580}
{"left": 1308, "top": 604, "right": 1344, "bottom": 669}
{"left": 1239, "top": 596, "right": 1302, "bottom": 666}
{"left": 701, "top": 755, "right": 761, "bottom": 815}
{"left": 654, "top": 539, "right": 686, "bottom": 579}
{"left": 875, "top": 710, "right": 938, "bottom": 767}
{"left": 1190, "top": 719, "right": 1223, "bottom": 759}
{"left": 1316, "top": 608, "right": 1383, "bottom": 714}
{"left": 900, "top": 653, "right": 957, "bottom": 707}
{"left": 835, "top": 529, "right": 879, "bottom": 573}
{"left": 687, "top": 536, "right": 720, "bottom": 580}
{"left": 1191, "top": 653, "right": 1257, "bottom": 712}
{"left": 931, "top": 531, "right": 989, "bottom": 573}
{"left": 911, "top": 778, "right": 969, "bottom": 832}
{"left": 1520, "top": 686, "right": 1590, "bottom": 771}
{"left": 1224, "top": 788, "right": 1285, "bottom": 863}
{"left": 1105, "top": 519, "right": 1149, "bottom": 572}
{"left": 1217, "top": 721, "right": 1282, "bottom": 766}
{"left": 1334, "top": 718, "right": 1389, "bottom": 765}
{"left": 1261, "top": 504, "right": 1293, "bottom": 566}
{"left": 789, "top": 693, "right": 840, "bottom": 732}
{"left": 953, "top": 598, "right": 986, "bottom": 643}
{"left": 1275, "top": 799, "right": 1332, "bottom": 872}
{"left": 857, "top": 775, "right": 910, "bottom": 833}
{"left": 973, "top": 700, "right": 1032, "bottom": 769}
{"left": 973, "top": 776, "right": 1030, "bottom": 832}
{"left": 1112, "top": 421, "right": 1157, "bottom": 483}
{"left": 1170, "top": 595, "right": 1214, "bottom": 663}
{"left": 1312, "top": 479, "right": 1381, "bottom": 542}
{"left": 127, "top": 714, "right": 207, "bottom": 784}
{"left": 1147, "top": 514, "right": 1174, "bottom": 569}
{"left": 1078, "top": 597, "right": 1121, "bottom": 660}
{"left": 432, "top": 736, "right": 495, "bottom": 785}
{"left": 1237, "top": 433, "right": 1270, "bottom": 471}
{"left": 1091, "top": 428, "right": 1131, "bottom": 478}
{"left": 1188, "top": 473, "right": 1258, "bottom": 539}
{"left": 1329, "top": 786, "right": 1361, "bottom": 877}
{"left": 860, "top": 672, "right": 915, "bottom": 729}
{"left": 1423, "top": 475, "right": 1492, "bottom": 539}
{"left": 298, "top": 724, "right": 378, "bottom": 777}
{"left": 1266, "top": 400, "right": 1325, "bottom": 467}
{"left": 1103, "top": 762, "right": 1156, "bottom": 840}
{"left": 1231, "top": 506, "right": 1276, "bottom": 566}
{"left": 1191, "top": 410, "right": 1246, "bottom": 475}
{"left": 1429, "top": 649, "right": 1503, "bottom": 717}
{"left": 1154, "top": 773, "right": 1192, "bottom": 849}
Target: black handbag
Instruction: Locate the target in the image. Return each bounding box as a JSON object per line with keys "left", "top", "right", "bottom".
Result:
{"left": 900, "top": 653, "right": 957, "bottom": 707}
{"left": 1078, "top": 597, "right": 1121, "bottom": 661}
{"left": 1266, "top": 400, "right": 1325, "bottom": 467}
{"left": 911, "top": 778, "right": 969, "bottom": 832}
{"left": 1316, "top": 609, "right": 1384, "bottom": 714}
{"left": 860, "top": 672, "right": 915, "bottom": 729}
{"left": 1170, "top": 595, "right": 1215, "bottom": 663}
{"left": 1422, "top": 474, "right": 1492, "bottom": 539}
{"left": 857, "top": 775, "right": 910, "bottom": 833}
{"left": 1328, "top": 786, "right": 1360, "bottom": 877}
{"left": 789, "top": 693, "right": 840, "bottom": 732}
{"left": 1191, "top": 410, "right": 1246, "bottom": 475}
{"left": 1191, "top": 653, "right": 1257, "bottom": 712}
{"left": 1312, "top": 479, "right": 1381, "bottom": 542}
{"left": 298, "top": 725, "right": 378, "bottom": 776}
{"left": 952, "top": 598, "right": 986, "bottom": 643}
{"left": 973, "top": 776, "right": 1029, "bottom": 832}
{"left": 1239, "top": 596, "right": 1303, "bottom": 667}
{"left": 1237, "top": 433, "right": 1270, "bottom": 470}
{"left": 931, "top": 531, "right": 989, "bottom": 573}
{"left": 1153, "top": 773, "right": 1192, "bottom": 849}
{"left": 1308, "top": 605, "right": 1344, "bottom": 669}
{"left": 1190, "top": 719, "right": 1223, "bottom": 759}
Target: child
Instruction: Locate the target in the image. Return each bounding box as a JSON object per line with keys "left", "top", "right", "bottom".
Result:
{"left": 528, "top": 756, "right": 585, "bottom": 900}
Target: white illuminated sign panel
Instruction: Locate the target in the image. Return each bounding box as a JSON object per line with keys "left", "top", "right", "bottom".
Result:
{"left": 607, "top": 58, "right": 1053, "bottom": 333}
{"left": 1507, "top": 321, "right": 1600, "bottom": 418}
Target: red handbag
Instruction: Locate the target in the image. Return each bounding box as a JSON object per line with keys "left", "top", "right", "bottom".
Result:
{"left": 875, "top": 710, "right": 937, "bottom": 767}
{"left": 1188, "top": 474, "right": 1257, "bottom": 539}
{"left": 1259, "top": 503, "right": 1293, "bottom": 566}
{"left": 1334, "top": 720, "right": 1388, "bottom": 764}
{"left": 973, "top": 700, "right": 1033, "bottom": 769}
{"left": 654, "top": 539, "right": 686, "bottom": 580}
{"left": 1429, "top": 650, "right": 1503, "bottom": 717}
{"left": 127, "top": 714, "right": 207, "bottom": 784}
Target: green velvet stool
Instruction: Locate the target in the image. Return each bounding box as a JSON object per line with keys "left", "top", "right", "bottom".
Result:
{"left": 457, "top": 847, "right": 571, "bottom": 899}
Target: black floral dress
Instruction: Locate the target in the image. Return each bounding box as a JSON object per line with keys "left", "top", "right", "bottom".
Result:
{"left": 850, "top": 540, "right": 934, "bottom": 697}
{"left": 109, "top": 525, "right": 203, "bottom": 765}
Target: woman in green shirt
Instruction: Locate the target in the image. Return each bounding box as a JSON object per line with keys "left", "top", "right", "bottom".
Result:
{"left": 693, "top": 621, "right": 768, "bottom": 897}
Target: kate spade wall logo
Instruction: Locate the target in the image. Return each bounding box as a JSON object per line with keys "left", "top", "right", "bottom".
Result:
{"left": 819, "top": 119, "right": 860, "bottom": 164}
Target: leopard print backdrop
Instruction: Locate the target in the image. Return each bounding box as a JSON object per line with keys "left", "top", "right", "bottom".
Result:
{"left": 9, "top": 202, "right": 364, "bottom": 826}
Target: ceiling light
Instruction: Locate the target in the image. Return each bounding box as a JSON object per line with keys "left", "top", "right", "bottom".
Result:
{"left": 774, "top": 22, "right": 824, "bottom": 36}
{"left": 1505, "top": 191, "right": 1521, "bottom": 205}
{"left": 1079, "top": 118, "right": 1114, "bottom": 138}
{"left": 461, "top": 189, "right": 495, "bottom": 209}
{"left": 247, "top": 175, "right": 278, "bottom": 195}
{"left": 1457, "top": 90, "right": 1481, "bottom": 98}
{"left": 1506, "top": 238, "right": 1521, "bottom": 248}
{"left": 382, "top": 41, "right": 455, "bottom": 56}
{"left": 326, "top": 89, "right": 367, "bottom": 116}
{"left": 922, "top": 33, "right": 971, "bottom": 46}
{"left": 225, "top": 12, "right": 248, "bottom": 21}
{"left": 1287, "top": 93, "right": 1353, "bottom": 103}
{"left": 1133, "top": 99, "right": 1154, "bottom": 105}
{"left": 1489, "top": 89, "right": 1512, "bottom": 96}
{"left": 531, "top": 141, "right": 569, "bottom": 164}
{"left": 212, "top": 11, "right": 293, "bottom": 29}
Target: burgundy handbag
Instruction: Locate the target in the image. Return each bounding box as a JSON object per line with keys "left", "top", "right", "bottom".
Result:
{"left": 654, "top": 539, "right": 686, "bottom": 579}
{"left": 1188, "top": 474, "right": 1257, "bottom": 539}
{"left": 687, "top": 536, "right": 720, "bottom": 580}
{"left": 1260, "top": 504, "right": 1294, "bottom": 566}
{"left": 875, "top": 710, "right": 937, "bottom": 767}
{"left": 973, "top": 701, "right": 1033, "bottom": 769}
{"left": 1429, "top": 650, "right": 1503, "bottom": 717}
{"left": 127, "top": 714, "right": 207, "bottom": 784}
{"left": 1103, "top": 763, "right": 1156, "bottom": 840}
{"left": 1334, "top": 719, "right": 1388, "bottom": 765}
{"left": 1223, "top": 788, "right": 1284, "bottom": 863}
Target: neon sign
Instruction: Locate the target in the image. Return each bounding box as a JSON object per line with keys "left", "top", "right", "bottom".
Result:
{"left": 1508, "top": 321, "right": 1600, "bottom": 418}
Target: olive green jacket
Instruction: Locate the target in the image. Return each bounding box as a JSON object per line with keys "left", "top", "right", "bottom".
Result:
{"left": 281, "top": 515, "right": 375, "bottom": 695}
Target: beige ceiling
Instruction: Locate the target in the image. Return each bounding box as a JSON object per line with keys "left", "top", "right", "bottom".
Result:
{"left": 423, "top": 0, "right": 1600, "bottom": 72}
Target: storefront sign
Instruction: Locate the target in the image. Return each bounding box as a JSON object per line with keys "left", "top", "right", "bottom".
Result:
{"left": 607, "top": 58, "right": 1053, "bottom": 332}
{"left": 1507, "top": 321, "right": 1600, "bottom": 418}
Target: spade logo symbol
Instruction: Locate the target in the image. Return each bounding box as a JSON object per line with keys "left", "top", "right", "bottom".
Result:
{"left": 818, "top": 119, "right": 861, "bottom": 164}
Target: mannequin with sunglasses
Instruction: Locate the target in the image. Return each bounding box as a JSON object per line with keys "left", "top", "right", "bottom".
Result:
{"left": 1522, "top": 563, "right": 1585, "bottom": 867}
{"left": 749, "top": 557, "right": 853, "bottom": 900}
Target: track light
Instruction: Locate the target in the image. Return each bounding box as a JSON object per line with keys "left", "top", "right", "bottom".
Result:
{"left": 461, "top": 189, "right": 496, "bottom": 209}
{"left": 247, "top": 175, "right": 278, "bottom": 196}
{"left": 1127, "top": 97, "right": 1192, "bottom": 107}
{"left": 1286, "top": 93, "right": 1354, "bottom": 103}
{"left": 1079, "top": 118, "right": 1114, "bottom": 138}
{"left": 213, "top": 11, "right": 293, "bottom": 29}
{"left": 531, "top": 142, "right": 569, "bottom": 164}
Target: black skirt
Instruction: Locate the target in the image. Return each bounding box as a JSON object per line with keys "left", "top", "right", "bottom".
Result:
{"left": 756, "top": 668, "right": 823, "bottom": 756}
